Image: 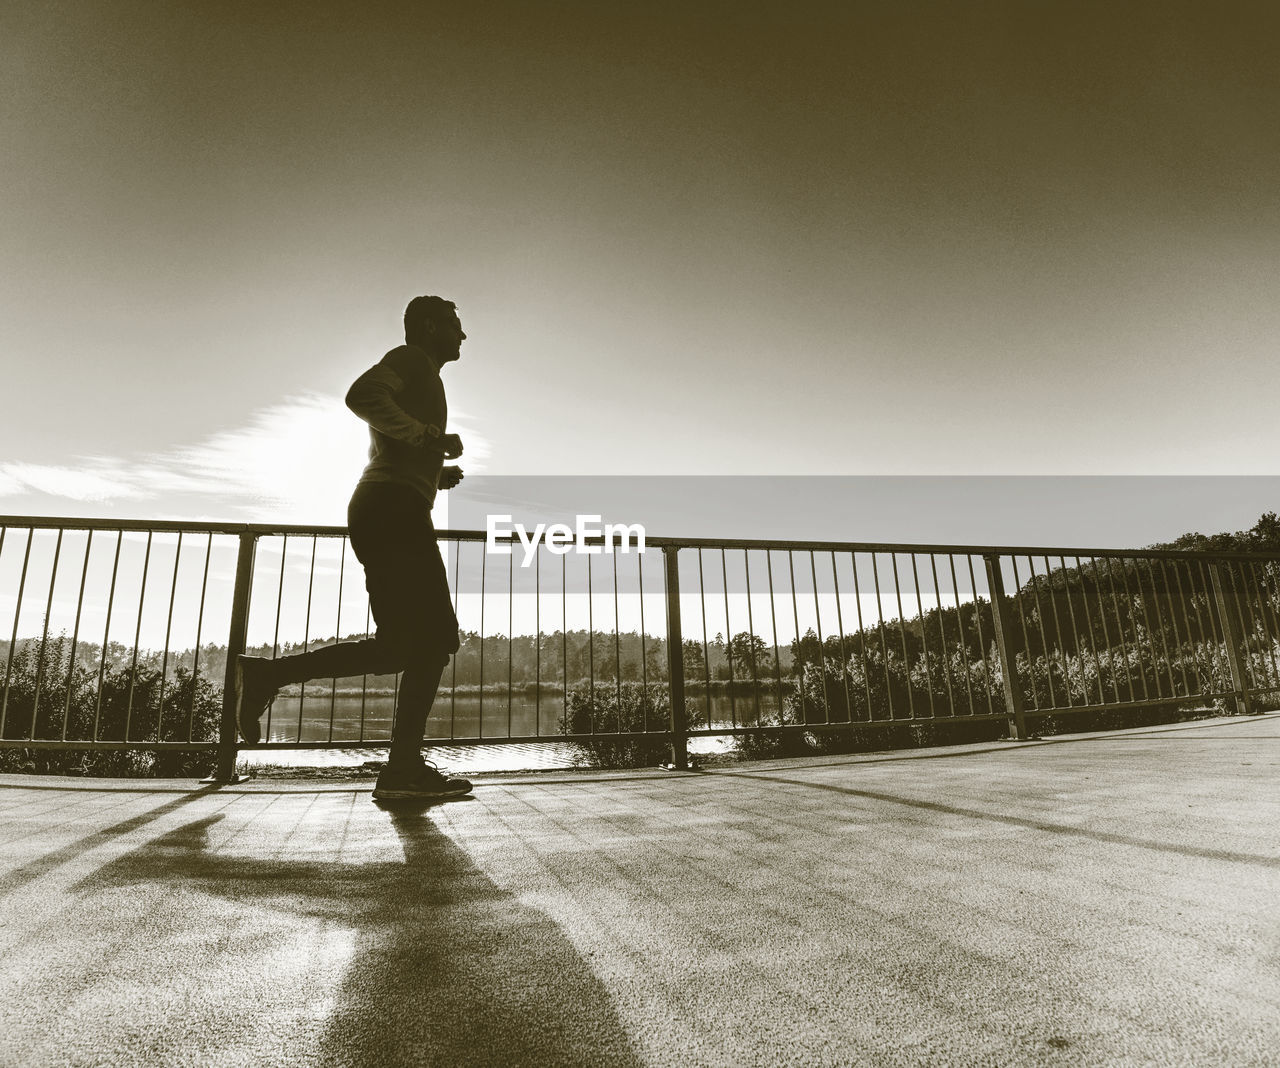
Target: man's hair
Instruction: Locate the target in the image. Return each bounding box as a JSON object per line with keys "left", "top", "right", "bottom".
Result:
{"left": 404, "top": 295, "right": 458, "bottom": 344}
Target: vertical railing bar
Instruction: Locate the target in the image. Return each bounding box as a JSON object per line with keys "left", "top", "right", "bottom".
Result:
{"left": 1149, "top": 558, "right": 1177, "bottom": 696}
{"left": 929, "top": 554, "right": 955, "bottom": 717}
{"left": 1208, "top": 560, "right": 1254, "bottom": 713}
{"left": 1182, "top": 558, "right": 1213, "bottom": 696}
{"left": 1196, "top": 559, "right": 1224, "bottom": 690}
{"left": 982, "top": 553, "right": 1028, "bottom": 740}
{"left": 1265, "top": 559, "right": 1280, "bottom": 688}
{"left": 1064, "top": 558, "right": 1095, "bottom": 706}
{"left": 1100, "top": 556, "right": 1134, "bottom": 703}
{"left": 698, "top": 549, "right": 711, "bottom": 732}
{"left": 766, "top": 550, "right": 784, "bottom": 723}
{"left": 1267, "top": 558, "right": 1280, "bottom": 688}
{"left": 1054, "top": 556, "right": 1083, "bottom": 707}
{"left": 744, "top": 550, "right": 761, "bottom": 726}
{"left": 889, "top": 553, "right": 916, "bottom": 719}
{"left": 946, "top": 554, "right": 974, "bottom": 716}
{"left": 830, "top": 552, "right": 851, "bottom": 723}
{"left": 2, "top": 528, "right": 35, "bottom": 734}
{"left": 1116, "top": 557, "right": 1152, "bottom": 701}
{"left": 1040, "top": 556, "right": 1069, "bottom": 707}
{"left": 266, "top": 534, "right": 288, "bottom": 743}
{"left": 850, "top": 553, "right": 873, "bottom": 722}
{"left": 1053, "top": 556, "right": 1083, "bottom": 706}
{"left": 1070, "top": 557, "right": 1106, "bottom": 707}
{"left": 63, "top": 529, "right": 94, "bottom": 741}
{"left": 535, "top": 546, "right": 542, "bottom": 736}
{"left": 359, "top": 601, "right": 370, "bottom": 743}
{"left": 1173, "top": 559, "right": 1206, "bottom": 694}
{"left": 1228, "top": 562, "right": 1258, "bottom": 690}
{"left": 908, "top": 553, "right": 936, "bottom": 719}
{"left": 871, "top": 553, "right": 895, "bottom": 719}
{"left": 450, "top": 538, "right": 460, "bottom": 740}
{"left": 637, "top": 550, "right": 647, "bottom": 731}
{"left": 965, "top": 554, "right": 997, "bottom": 717}
{"left": 123, "top": 531, "right": 152, "bottom": 742}
{"left": 295, "top": 536, "right": 318, "bottom": 742}
{"left": 1132, "top": 557, "right": 1166, "bottom": 698}
{"left": 809, "top": 550, "right": 830, "bottom": 723}
{"left": 0, "top": 524, "right": 13, "bottom": 732}
{"left": 156, "top": 531, "right": 183, "bottom": 742}
{"left": 1091, "top": 557, "right": 1122, "bottom": 705}
{"left": 561, "top": 551, "right": 568, "bottom": 733}
{"left": 612, "top": 548, "right": 621, "bottom": 733}
{"left": 1154, "top": 559, "right": 1185, "bottom": 696}
{"left": 30, "top": 529, "right": 65, "bottom": 738}
{"left": 1232, "top": 561, "right": 1263, "bottom": 690}
{"left": 1246, "top": 560, "right": 1280, "bottom": 688}
{"left": 92, "top": 532, "right": 123, "bottom": 741}
{"left": 211, "top": 532, "right": 255, "bottom": 778}
{"left": 509, "top": 549, "right": 515, "bottom": 738}
{"left": 1025, "top": 556, "right": 1057, "bottom": 709}
{"left": 328, "top": 537, "right": 346, "bottom": 743}
{"left": 1008, "top": 556, "right": 1039, "bottom": 710}
{"left": 187, "top": 532, "right": 213, "bottom": 742}
{"left": 662, "top": 545, "right": 688, "bottom": 768}
{"left": 1244, "top": 560, "right": 1274, "bottom": 686}
{"left": 724, "top": 548, "right": 737, "bottom": 728}
{"left": 586, "top": 551, "right": 593, "bottom": 735}
{"left": 479, "top": 539, "right": 487, "bottom": 739}
{"left": 0, "top": 528, "right": 6, "bottom": 660}
{"left": 789, "top": 550, "right": 807, "bottom": 723}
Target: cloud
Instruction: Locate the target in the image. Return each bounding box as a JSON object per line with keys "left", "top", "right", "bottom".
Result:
{"left": 0, "top": 462, "right": 147, "bottom": 502}
{"left": 0, "top": 393, "right": 490, "bottom": 523}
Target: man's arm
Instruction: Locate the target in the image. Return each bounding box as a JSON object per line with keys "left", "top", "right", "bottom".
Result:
{"left": 345, "top": 363, "right": 442, "bottom": 448}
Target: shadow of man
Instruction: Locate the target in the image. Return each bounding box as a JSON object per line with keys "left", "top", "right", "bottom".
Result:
{"left": 84, "top": 801, "right": 643, "bottom": 1067}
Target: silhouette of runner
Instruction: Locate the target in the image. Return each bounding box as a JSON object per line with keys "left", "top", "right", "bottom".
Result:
{"left": 236, "top": 296, "right": 472, "bottom": 800}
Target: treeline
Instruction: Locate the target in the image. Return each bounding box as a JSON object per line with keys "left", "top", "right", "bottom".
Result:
{"left": 0, "top": 630, "right": 789, "bottom": 696}
{"left": 0, "top": 633, "right": 221, "bottom": 776}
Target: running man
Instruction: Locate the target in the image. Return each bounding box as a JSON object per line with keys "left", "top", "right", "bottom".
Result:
{"left": 236, "top": 295, "right": 472, "bottom": 800}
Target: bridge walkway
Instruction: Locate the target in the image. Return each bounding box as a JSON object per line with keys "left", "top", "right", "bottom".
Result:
{"left": 1, "top": 715, "right": 1277, "bottom": 1066}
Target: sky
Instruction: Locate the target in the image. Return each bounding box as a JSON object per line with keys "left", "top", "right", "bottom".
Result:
{"left": 4, "top": 0, "right": 1280, "bottom": 543}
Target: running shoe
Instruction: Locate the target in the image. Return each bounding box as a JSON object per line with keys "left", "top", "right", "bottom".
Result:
{"left": 372, "top": 760, "right": 473, "bottom": 801}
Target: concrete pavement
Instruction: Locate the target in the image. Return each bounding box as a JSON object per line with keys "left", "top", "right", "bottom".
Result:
{"left": 1, "top": 715, "right": 1277, "bottom": 1066}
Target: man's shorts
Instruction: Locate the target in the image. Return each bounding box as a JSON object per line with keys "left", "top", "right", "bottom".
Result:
{"left": 347, "top": 481, "right": 461, "bottom": 657}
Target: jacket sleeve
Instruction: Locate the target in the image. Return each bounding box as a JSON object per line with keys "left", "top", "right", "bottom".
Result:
{"left": 345, "top": 362, "right": 439, "bottom": 447}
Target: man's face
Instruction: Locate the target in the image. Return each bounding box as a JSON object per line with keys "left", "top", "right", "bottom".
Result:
{"left": 435, "top": 312, "right": 466, "bottom": 362}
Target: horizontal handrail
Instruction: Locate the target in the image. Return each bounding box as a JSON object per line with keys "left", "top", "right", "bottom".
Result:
{"left": 4, "top": 515, "right": 1280, "bottom": 562}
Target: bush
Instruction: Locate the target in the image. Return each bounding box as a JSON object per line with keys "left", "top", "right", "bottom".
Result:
{"left": 0, "top": 635, "right": 222, "bottom": 777}
{"left": 559, "top": 681, "right": 706, "bottom": 769}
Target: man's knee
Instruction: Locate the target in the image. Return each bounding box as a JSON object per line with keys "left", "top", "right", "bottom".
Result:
{"left": 372, "top": 629, "right": 450, "bottom": 672}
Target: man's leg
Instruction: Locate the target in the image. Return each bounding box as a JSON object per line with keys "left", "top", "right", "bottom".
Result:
{"left": 236, "top": 638, "right": 401, "bottom": 745}
{"left": 387, "top": 652, "right": 449, "bottom": 767}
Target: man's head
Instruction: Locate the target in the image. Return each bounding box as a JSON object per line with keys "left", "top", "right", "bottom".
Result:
{"left": 404, "top": 295, "right": 466, "bottom": 363}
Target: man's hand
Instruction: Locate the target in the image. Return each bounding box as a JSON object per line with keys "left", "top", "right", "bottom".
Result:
{"left": 439, "top": 465, "right": 464, "bottom": 490}
{"left": 440, "top": 433, "right": 463, "bottom": 459}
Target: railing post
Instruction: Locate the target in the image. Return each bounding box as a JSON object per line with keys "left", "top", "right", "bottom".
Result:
{"left": 983, "top": 553, "right": 1029, "bottom": 741}
{"left": 663, "top": 545, "right": 689, "bottom": 769}
{"left": 1207, "top": 560, "right": 1255, "bottom": 716}
{"left": 207, "top": 531, "right": 256, "bottom": 782}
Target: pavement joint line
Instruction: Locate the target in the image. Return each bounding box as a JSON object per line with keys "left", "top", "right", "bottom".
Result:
{"left": 710, "top": 770, "right": 1280, "bottom": 869}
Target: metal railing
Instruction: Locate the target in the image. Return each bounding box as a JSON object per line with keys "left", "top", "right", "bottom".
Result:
{"left": 1, "top": 514, "right": 1276, "bottom": 778}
